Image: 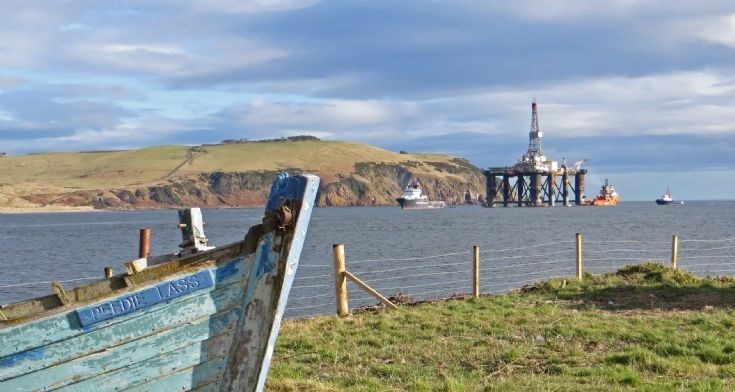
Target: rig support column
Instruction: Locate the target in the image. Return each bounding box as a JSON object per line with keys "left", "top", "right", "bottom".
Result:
{"left": 517, "top": 176, "right": 525, "bottom": 207}
{"left": 486, "top": 175, "right": 497, "bottom": 207}
{"left": 547, "top": 173, "right": 555, "bottom": 206}
{"left": 562, "top": 170, "right": 569, "bottom": 206}
{"left": 574, "top": 171, "right": 586, "bottom": 205}
{"left": 502, "top": 175, "right": 510, "bottom": 207}
{"left": 531, "top": 173, "right": 542, "bottom": 206}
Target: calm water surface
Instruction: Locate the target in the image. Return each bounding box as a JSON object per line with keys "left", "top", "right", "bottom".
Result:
{"left": 1, "top": 201, "right": 733, "bottom": 318}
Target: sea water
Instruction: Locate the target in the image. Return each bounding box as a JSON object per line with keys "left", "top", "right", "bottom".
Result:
{"left": 1, "top": 201, "right": 733, "bottom": 318}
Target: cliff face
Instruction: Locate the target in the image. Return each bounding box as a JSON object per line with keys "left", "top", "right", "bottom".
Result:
{"left": 319, "top": 159, "right": 485, "bottom": 206}
{"left": 22, "top": 160, "right": 485, "bottom": 209}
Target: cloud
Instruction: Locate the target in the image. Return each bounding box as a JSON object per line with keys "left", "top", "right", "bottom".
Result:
{"left": 0, "top": 112, "right": 190, "bottom": 153}
{"left": 0, "top": 76, "right": 26, "bottom": 90}
{"left": 0, "top": 0, "right": 733, "bottom": 198}
{"left": 682, "top": 14, "right": 735, "bottom": 48}
{"left": 180, "top": 0, "right": 319, "bottom": 14}
{"left": 208, "top": 98, "right": 408, "bottom": 140}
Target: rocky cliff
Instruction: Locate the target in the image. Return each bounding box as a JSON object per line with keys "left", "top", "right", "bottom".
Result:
{"left": 21, "top": 159, "right": 485, "bottom": 209}
{"left": 1, "top": 140, "right": 488, "bottom": 211}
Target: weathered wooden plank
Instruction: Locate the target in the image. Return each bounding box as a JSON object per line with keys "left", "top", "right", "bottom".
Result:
{"left": 224, "top": 173, "right": 319, "bottom": 391}
{"left": 0, "top": 277, "right": 243, "bottom": 381}
{"left": 1, "top": 173, "right": 319, "bottom": 392}
{"left": 124, "top": 356, "right": 228, "bottom": 392}
{"left": 56, "top": 330, "right": 234, "bottom": 391}
{"left": 124, "top": 257, "right": 148, "bottom": 275}
{"left": 1, "top": 308, "right": 240, "bottom": 391}
{"left": 0, "top": 242, "right": 242, "bottom": 321}
{"left": 77, "top": 269, "right": 215, "bottom": 327}
{"left": 0, "top": 256, "right": 248, "bottom": 359}
{"left": 190, "top": 381, "right": 221, "bottom": 392}
{"left": 51, "top": 281, "right": 71, "bottom": 305}
{"left": 0, "top": 293, "right": 64, "bottom": 321}
{"left": 344, "top": 270, "right": 397, "bottom": 310}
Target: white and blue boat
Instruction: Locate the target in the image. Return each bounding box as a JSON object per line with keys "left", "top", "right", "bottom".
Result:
{"left": 0, "top": 173, "right": 319, "bottom": 392}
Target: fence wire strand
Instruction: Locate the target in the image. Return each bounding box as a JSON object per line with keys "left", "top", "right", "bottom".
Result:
{"left": 346, "top": 251, "right": 471, "bottom": 265}
{"left": 480, "top": 249, "right": 575, "bottom": 262}
{"left": 283, "top": 234, "right": 735, "bottom": 319}
{"left": 483, "top": 257, "right": 572, "bottom": 272}
{"left": 0, "top": 276, "right": 100, "bottom": 289}
{"left": 479, "top": 241, "right": 574, "bottom": 253}
{"left": 352, "top": 260, "right": 468, "bottom": 276}
{"left": 680, "top": 237, "right": 735, "bottom": 243}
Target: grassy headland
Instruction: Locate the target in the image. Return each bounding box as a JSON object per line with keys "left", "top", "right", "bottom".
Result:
{"left": 268, "top": 263, "right": 735, "bottom": 391}
{"left": 0, "top": 140, "right": 485, "bottom": 210}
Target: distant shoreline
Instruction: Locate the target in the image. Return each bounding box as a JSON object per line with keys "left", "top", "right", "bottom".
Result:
{"left": 0, "top": 206, "right": 99, "bottom": 214}
{"left": 0, "top": 204, "right": 271, "bottom": 214}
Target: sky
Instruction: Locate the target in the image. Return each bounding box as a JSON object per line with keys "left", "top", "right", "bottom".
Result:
{"left": 1, "top": 1, "right": 734, "bottom": 200}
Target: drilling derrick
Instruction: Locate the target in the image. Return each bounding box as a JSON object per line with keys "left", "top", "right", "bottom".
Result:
{"left": 483, "top": 99, "right": 588, "bottom": 207}
{"left": 526, "top": 99, "right": 542, "bottom": 159}
{"left": 515, "top": 99, "right": 554, "bottom": 172}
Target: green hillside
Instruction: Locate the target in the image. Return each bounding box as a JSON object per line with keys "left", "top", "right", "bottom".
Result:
{"left": 0, "top": 140, "right": 485, "bottom": 210}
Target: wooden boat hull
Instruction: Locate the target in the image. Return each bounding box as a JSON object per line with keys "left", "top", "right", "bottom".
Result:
{"left": 0, "top": 173, "right": 319, "bottom": 392}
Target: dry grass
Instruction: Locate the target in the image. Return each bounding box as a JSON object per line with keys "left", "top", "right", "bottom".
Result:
{"left": 0, "top": 140, "right": 463, "bottom": 209}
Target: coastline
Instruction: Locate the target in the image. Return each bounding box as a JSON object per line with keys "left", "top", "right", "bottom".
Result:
{"left": 0, "top": 206, "right": 98, "bottom": 214}
{"left": 0, "top": 204, "right": 272, "bottom": 214}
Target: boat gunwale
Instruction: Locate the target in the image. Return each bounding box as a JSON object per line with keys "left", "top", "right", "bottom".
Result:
{"left": 0, "top": 222, "right": 269, "bottom": 325}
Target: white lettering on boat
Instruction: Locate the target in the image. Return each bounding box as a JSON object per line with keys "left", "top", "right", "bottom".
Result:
{"left": 76, "top": 270, "right": 214, "bottom": 327}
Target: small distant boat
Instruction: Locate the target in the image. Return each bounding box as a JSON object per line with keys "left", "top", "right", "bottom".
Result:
{"left": 0, "top": 173, "right": 319, "bottom": 392}
{"left": 656, "top": 187, "right": 684, "bottom": 205}
{"left": 585, "top": 179, "right": 620, "bottom": 206}
{"left": 396, "top": 182, "right": 446, "bottom": 210}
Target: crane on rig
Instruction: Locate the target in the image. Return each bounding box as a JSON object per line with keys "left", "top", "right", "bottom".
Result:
{"left": 573, "top": 159, "right": 588, "bottom": 171}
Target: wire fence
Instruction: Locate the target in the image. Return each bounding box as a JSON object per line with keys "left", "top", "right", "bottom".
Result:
{"left": 284, "top": 234, "right": 735, "bottom": 319}
{"left": 2, "top": 234, "right": 733, "bottom": 320}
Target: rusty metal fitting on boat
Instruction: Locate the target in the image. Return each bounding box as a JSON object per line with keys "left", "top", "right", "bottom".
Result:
{"left": 274, "top": 203, "right": 293, "bottom": 227}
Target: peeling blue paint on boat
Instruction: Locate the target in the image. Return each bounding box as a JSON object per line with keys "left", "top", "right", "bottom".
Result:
{"left": 257, "top": 242, "right": 274, "bottom": 279}
{"left": 265, "top": 173, "right": 307, "bottom": 213}
{"left": 215, "top": 257, "right": 242, "bottom": 282}
{"left": 0, "top": 346, "right": 44, "bottom": 368}
{"left": 0, "top": 173, "right": 320, "bottom": 392}
{"left": 76, "top": 269, "right": 215, "bottom": 327}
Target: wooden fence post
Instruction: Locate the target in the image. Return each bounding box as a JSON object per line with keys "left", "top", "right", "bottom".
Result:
{"left": 333, "top": 244, "right": 349, "bottom": 317}
{"left": 576, "top": 233, "right": 583, "bottom": 281}
{"left": 473, "top": 245, "right": 480, "bottom": 298}
{"left": 671, "top": 234, "right": 679, "bottom": 270}
{"left": 343, "top": 271, "right": 397, "bottom": 310}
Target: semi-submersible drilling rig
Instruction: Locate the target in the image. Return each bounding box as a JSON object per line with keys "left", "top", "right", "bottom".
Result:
{"left": 483, "top": 100, "right": 588, "bottom": 207}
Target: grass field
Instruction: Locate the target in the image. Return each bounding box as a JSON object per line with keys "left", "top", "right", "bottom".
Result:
{"left": 268, "top": 264, "right": 735, "bottom": 391}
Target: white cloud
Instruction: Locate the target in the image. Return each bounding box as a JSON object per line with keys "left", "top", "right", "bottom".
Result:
{"left": 203, "top": 69, "right": 735, "bottom": 144}
{"left": 221, "top": 98, "right": 403, "bottom": 134}
{"left": 690, "top": 14, "right": 735, "bottom": 48}
{"left": 0, "top": 113, "right": 188, "bottom": 153}
{"left": 181, "top": 0, "right": 318, "bottom": 14}
{"left": 457, "top": 71, "right": 735, "bottom": 138}
{"left": 67, "top": 37, "right": 288, "bottom": 78}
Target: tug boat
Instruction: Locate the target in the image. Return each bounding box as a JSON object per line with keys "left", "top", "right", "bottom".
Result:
{"left": 656, "top": 187, "right": 684, "bottom": 205}
{"left": 396, "top": 182, "right": 446, "bottom": 210}
{"left": 585, "top": 179, "right": 620, "bottom": 206}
